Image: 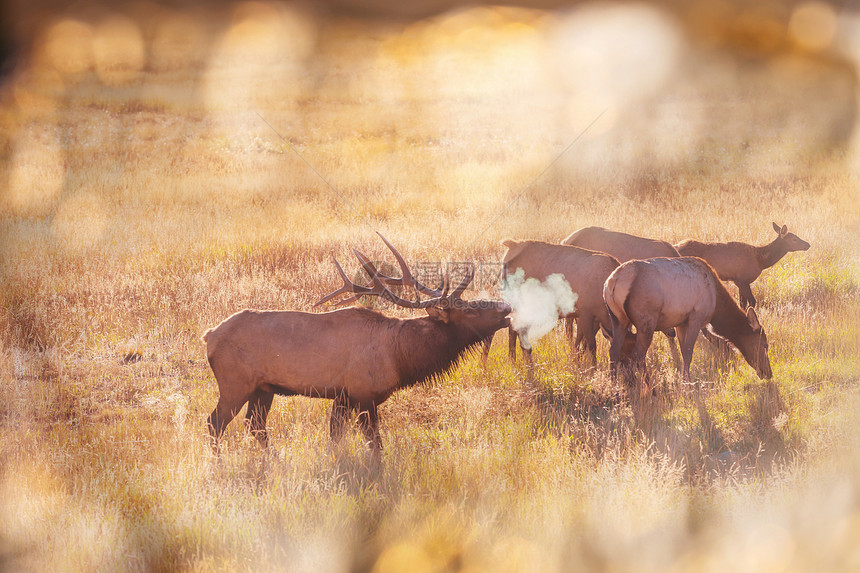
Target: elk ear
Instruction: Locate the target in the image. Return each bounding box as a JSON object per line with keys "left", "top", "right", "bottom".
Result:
{"left": 425, "top": 306, "right": 451, "bottom": 323}
{"left": 746, "top": 306, "right": 762, "bottom": 330}
{"left": 501, "top": 239, "right": 527, "bottom": 262}
{"left": 772, "top": 221, "right": 780, "bottom": 234}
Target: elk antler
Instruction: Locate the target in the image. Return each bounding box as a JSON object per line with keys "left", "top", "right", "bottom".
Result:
{"left": 314, "top": 258, "right": 375, "bottom": 307}
{"left": 450, "top": 262, "right": 475, "bottom": 299}
{"left": 315, "top": 257, "right": 449, "bottom": 309}
{"left": 364, "top": 232, "right": 446, "bottom": 296}
{"left": 350, "top": 249, "right": 442, "bottom": 299}
{"left": 315, "top": 234, "right": 475, "bottom": 308}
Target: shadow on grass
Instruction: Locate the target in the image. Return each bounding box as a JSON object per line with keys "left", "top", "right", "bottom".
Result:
{"left": 526, "top": 364, "right": 792, "bottom": 482}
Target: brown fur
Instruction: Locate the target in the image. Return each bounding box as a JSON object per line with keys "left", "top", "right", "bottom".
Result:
{"left": 559, "top": 226, "right": 681, "bottom": 348}
{"left": 674, "top": 222, "right": 810, "bottom": 308}
{"left": 204, "top": 302, "right": 511, "bottom": 452}
{"left": 485, "top": 239, "right": 632, "bottom": 365}
{"left": 203, "top": 233, "right": 513, "bottom": 458}
{"left": 603, "top": 257, "right": 773, "bottom": 384}
{"left": 561, "top": 226, "right": 680, "bottom": 261}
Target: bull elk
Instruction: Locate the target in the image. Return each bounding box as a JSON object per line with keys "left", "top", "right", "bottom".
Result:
{"left": 603, "top": 256, "right": 773, "bottom": 385}
{"left": 486, "top": 239, "right": 634, "bottom": 366}
{"left": 202, "top": 234, "right": 512, "bottom": 453}
{"left": 675, "top": 222, "right": 810, "bottom": 308}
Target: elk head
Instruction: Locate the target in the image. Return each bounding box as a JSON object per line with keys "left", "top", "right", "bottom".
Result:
{"left": 735, "top": 306, "right": 773, "bottom": 380}
{"left": 315, "top": 233, "right": 512, "bottom": 336}
{"left": 772, "top": 222, "right": 811, "bottom": 253}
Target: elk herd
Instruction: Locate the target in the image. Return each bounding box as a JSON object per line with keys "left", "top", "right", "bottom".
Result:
{"left": 202, "top": 223, "right": 810, "bottom": 454}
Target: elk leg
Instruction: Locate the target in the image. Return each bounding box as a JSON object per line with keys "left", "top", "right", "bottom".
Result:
{"left": 607, "top": 311, "right": 628, "bottom": 380}
{"left": 356, "top": 402, "right": 382, "bottom": 451}
{"left": 522, "top": 346, "right": 533, "bottom": 367}
{"left": 663, "top": 330, "right": 682, "bottom": 371}
{"left": 517, "top": 330, "right": 534, "bottom": 367}
{"left": 573, "top": 323, "right": 585, "bottom": 354}
{"left": 736, "top": 281, "right": 756, "bottom": 309}
{"left": 329, "top": 392, "right": 354, "bottom": 443}
{"left": 508, "top": 327, "right": 518, "bottom": 361}
{"left": 632, "top": 325, "right": 655, "bottom": 389}
{"left": 577, "top": 314, "right": 598, "bottom": 367}
{"left": 480, "top": 333, "right": 494, "bottom": 367}
{"left": 677, "top": 319, "right": 705, "bottom": 384}
{"left": 674, "top": 325, "right": 693, "bottom": 383}
{"left": 244, "top": 389, "right": 275, "bottom": 448}
{"left": 207, "top": 394, "right": 249, "bottom": 453}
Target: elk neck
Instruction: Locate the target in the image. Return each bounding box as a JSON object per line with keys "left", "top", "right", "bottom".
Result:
{"left": 394, "top": 317, "right": 485, "bottom": 389}
{"left": 755, "top": 235, "right": 791, "bottom": 271}
{"left": 708, "top": 282, "right": 756, "bottom": 344}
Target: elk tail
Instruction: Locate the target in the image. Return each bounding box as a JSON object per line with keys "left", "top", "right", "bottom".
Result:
{"left": 603, "top": 270, "right": 632, "bottom": 326}
{"left": 200, "top": 327, "right": 222, "bottom": 373}
{"left": 201, "top": 327, "right": 222, "bottom": 356}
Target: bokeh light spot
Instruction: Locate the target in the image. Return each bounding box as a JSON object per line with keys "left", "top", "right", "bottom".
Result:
{"left": 789, "top": 1, "right": 837, "bottom": 53}
{"left": 372, "top": 542, "right": 435, "bottom": 573}
{"left": 550, "top": 4, "right": 682, "bottom": 111}
{"left": 151, "top": 11, "right": 209, "bottom": 71}
{"left": 93, "top": 15, "right": 146, "bottom": 85}
{"left": 40, "top": 19, "right": 94, "bottom": 76}
{"left": 204, "top": 1, "right": 315, "bottom": 110}
{"left": 7, "top": 127, "right": 65, "bottom": 214}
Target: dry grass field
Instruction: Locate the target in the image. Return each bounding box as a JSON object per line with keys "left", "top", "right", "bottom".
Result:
{"left": 1, "top": 2, "right": 860, "bottom": 571}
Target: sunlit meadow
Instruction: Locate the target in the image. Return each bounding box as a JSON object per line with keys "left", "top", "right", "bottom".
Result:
{"left": 1, "top": 1, "right": 860, "bottom": 571}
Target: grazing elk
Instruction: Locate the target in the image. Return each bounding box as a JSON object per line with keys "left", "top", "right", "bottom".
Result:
{"left": 202, "top": 233, "right": 511, "bottom": 453}
{"left": 603, "top": 257, "right": 773, "bottom": 386}
{"left": 675, "top": 222, "right": 810, "bottom": 308}
{"left": 560, "top": 225, "right": 681, "bottom": 348}
{"left": 486, "top": 239, "right": 633, "bottom": 366}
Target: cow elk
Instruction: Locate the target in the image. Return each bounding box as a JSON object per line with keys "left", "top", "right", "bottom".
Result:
{"left": 603, "top": 257, "right": 773, "bottom": 386}
{"left": 486, "top": 239, "right": 634, "bottom": 366}
{"left": 560, "top": 226, "right": 681, "bottom": 351}
{"left": 561, "top": 226, "right": 681, "bottom": 261}
{"left": 202, "top": 233, "right": 512, "bottom": 454}
{"left": 675, "top": 222, "right": 810, "bottom": 308}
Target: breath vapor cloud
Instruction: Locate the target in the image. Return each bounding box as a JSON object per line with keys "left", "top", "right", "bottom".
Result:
{"left": 501, "top": 268, "right": 578, "bottom": 350}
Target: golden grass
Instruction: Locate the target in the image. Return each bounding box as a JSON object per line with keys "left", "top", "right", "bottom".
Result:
{"left": 1, "top": 4, "right": 860, "bottom": 571}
